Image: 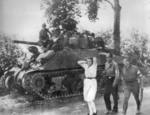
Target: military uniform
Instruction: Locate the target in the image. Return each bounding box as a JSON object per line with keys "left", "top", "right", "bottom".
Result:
{"left": 121, "top": 64, "right": 141, "bottom": 114}
{"left": 39, "top": 28, "right": 53, "bottom": 50}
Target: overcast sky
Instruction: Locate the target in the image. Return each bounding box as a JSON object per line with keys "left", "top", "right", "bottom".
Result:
{"left": 0, "top": 0, "right": 150, "bottom": 42}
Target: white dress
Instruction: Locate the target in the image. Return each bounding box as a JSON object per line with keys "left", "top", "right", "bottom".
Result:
{"left": 78, "top": 57, "right": 97, "bottom": 102}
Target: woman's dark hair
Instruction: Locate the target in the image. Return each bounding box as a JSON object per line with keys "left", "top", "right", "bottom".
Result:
{"left": 86, "top": 57, "right": 93, "bottom": 65}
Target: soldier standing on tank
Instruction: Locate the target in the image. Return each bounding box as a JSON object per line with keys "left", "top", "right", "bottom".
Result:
{"left": 78, "top": 57, "right": 97, "bottom": 115}
{"left": 121, "top": 57, "right": 144, "bottom": 115}
{"left": 103, "top": 53, "right": 119, "bottom": 114}
{"left": 39, "top": 23, "right": 53, "bottom": 51}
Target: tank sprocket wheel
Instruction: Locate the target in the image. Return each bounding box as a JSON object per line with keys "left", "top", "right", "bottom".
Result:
{"left": 30, "top": 73, "right": 45, "bottom": 91}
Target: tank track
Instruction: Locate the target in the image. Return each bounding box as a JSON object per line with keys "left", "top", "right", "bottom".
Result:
{"left": 26, "top": 65, "right": 105, "bottom": 101}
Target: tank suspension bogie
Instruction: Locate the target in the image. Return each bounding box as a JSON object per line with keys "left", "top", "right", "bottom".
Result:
{"left": 26, "top": 65, "right": 105, "bottom": 100}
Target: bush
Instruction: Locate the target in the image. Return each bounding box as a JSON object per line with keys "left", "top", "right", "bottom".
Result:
{"left": 0, "top": 34, "right": 24, "bottom": 71}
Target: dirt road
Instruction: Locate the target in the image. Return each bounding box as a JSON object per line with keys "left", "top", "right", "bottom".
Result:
{"left": 0, "top": 87, "right": 150, "bottom": 115}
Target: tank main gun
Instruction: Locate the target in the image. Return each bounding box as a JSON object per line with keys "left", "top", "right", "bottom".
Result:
{"left": 13, "top": 40, "right": 40, "bottom": 46}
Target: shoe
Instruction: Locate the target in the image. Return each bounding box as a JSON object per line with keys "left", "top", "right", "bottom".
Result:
{"left": 136, "top": 104, "right": 141, "bottom": 114}
{"left": 105, "top": 110, "right": 111, "bottom": 114}
{"left": 136, "top": 110, "right": 141, "bottom": 114}
{"left": 93, "top": 112, "right": 97, "bottom": 115}
{"left": 111, "top": 109, "right": 118, "bottom": 113}
{"left": 122, "top": 111, "right": 126, "bottom": 115}
{"left": 87, "top": 112, "right": 97, "bottom": 115}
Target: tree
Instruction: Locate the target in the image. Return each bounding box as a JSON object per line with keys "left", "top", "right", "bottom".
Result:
{"left": 0, "top": 34, "right": 24, "bottom": 71}
{"left": 121, "top": 30, "right": 150, "bottom": 76}
{"left": 121, "top": 30, "right": 149, "bottom": 66}
{"left": 41, "top": 0, "right": 121, "bottom": 54}
{"left": 87, "top": 0, "right": 121, "bottom": 55}
{"left": 97, "top": 29, "right": 113, "bottom": 48}
{"left": 41, "top": 0, "right": 81, "bottom": 32}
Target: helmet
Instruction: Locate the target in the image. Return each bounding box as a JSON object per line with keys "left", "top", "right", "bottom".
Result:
{"left": 28, "top": 46, "right": 39, "bottom": 54}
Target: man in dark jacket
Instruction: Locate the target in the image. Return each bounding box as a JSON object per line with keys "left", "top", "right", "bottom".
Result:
{"left": 103, "top": 53, "right": 119, "bottom": 114}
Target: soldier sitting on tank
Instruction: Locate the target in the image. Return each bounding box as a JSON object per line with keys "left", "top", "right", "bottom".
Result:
{"left": 39, "top": 23, "right": 54, "bottom": 51}
{"left": 18, "top": 46, "right": 40, "bottom": 71}
{"left": 50, "top": 28, "right": 65, "bottom": 51}
{"left": 51, "top": 32, "right": 65, "bottom": 51}
{"left": 36, "top": 47, "right": 55, "bottom": 65}
{"left": 28, "top": 46, "right": 40, "bottom": 63}
{"left": 37, "top": 24, "right": 62, "bottom": 65}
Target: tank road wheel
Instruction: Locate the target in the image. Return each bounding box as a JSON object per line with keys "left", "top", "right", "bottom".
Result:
{"left": 22, "top": 74, "right": 31, "bottom": 90}
{"left": 1, "top": 75, "right": 7, "bottom": 88}
{"left": 4, "top": 76, "right": 14, "bottom": 90}
{"left": 31, "top": 73, "right": 45, "bottom": 92}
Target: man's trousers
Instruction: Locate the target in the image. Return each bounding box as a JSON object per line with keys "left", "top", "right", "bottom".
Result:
{"left": 123, "top": 81, "right": 141, "bottom": 113}
{"left": 104, "top": 77, "right": 118, "bottom": 111}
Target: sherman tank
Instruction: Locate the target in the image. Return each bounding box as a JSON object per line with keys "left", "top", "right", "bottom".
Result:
{"left": 3, "top": 40, "right": 110, "bottom": 101}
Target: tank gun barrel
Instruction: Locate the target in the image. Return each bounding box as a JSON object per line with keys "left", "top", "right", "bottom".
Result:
{"left": 13, "top": 40, "right": 39, "bottom": 46}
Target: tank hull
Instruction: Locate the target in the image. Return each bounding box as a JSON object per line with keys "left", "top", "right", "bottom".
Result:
{"left": 3, "top": 48, "right": 107, "bottom": 100}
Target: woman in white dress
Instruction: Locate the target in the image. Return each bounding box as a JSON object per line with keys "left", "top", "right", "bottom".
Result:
{"left": 78, "top": 57, "right": 97, "bottom": 115}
